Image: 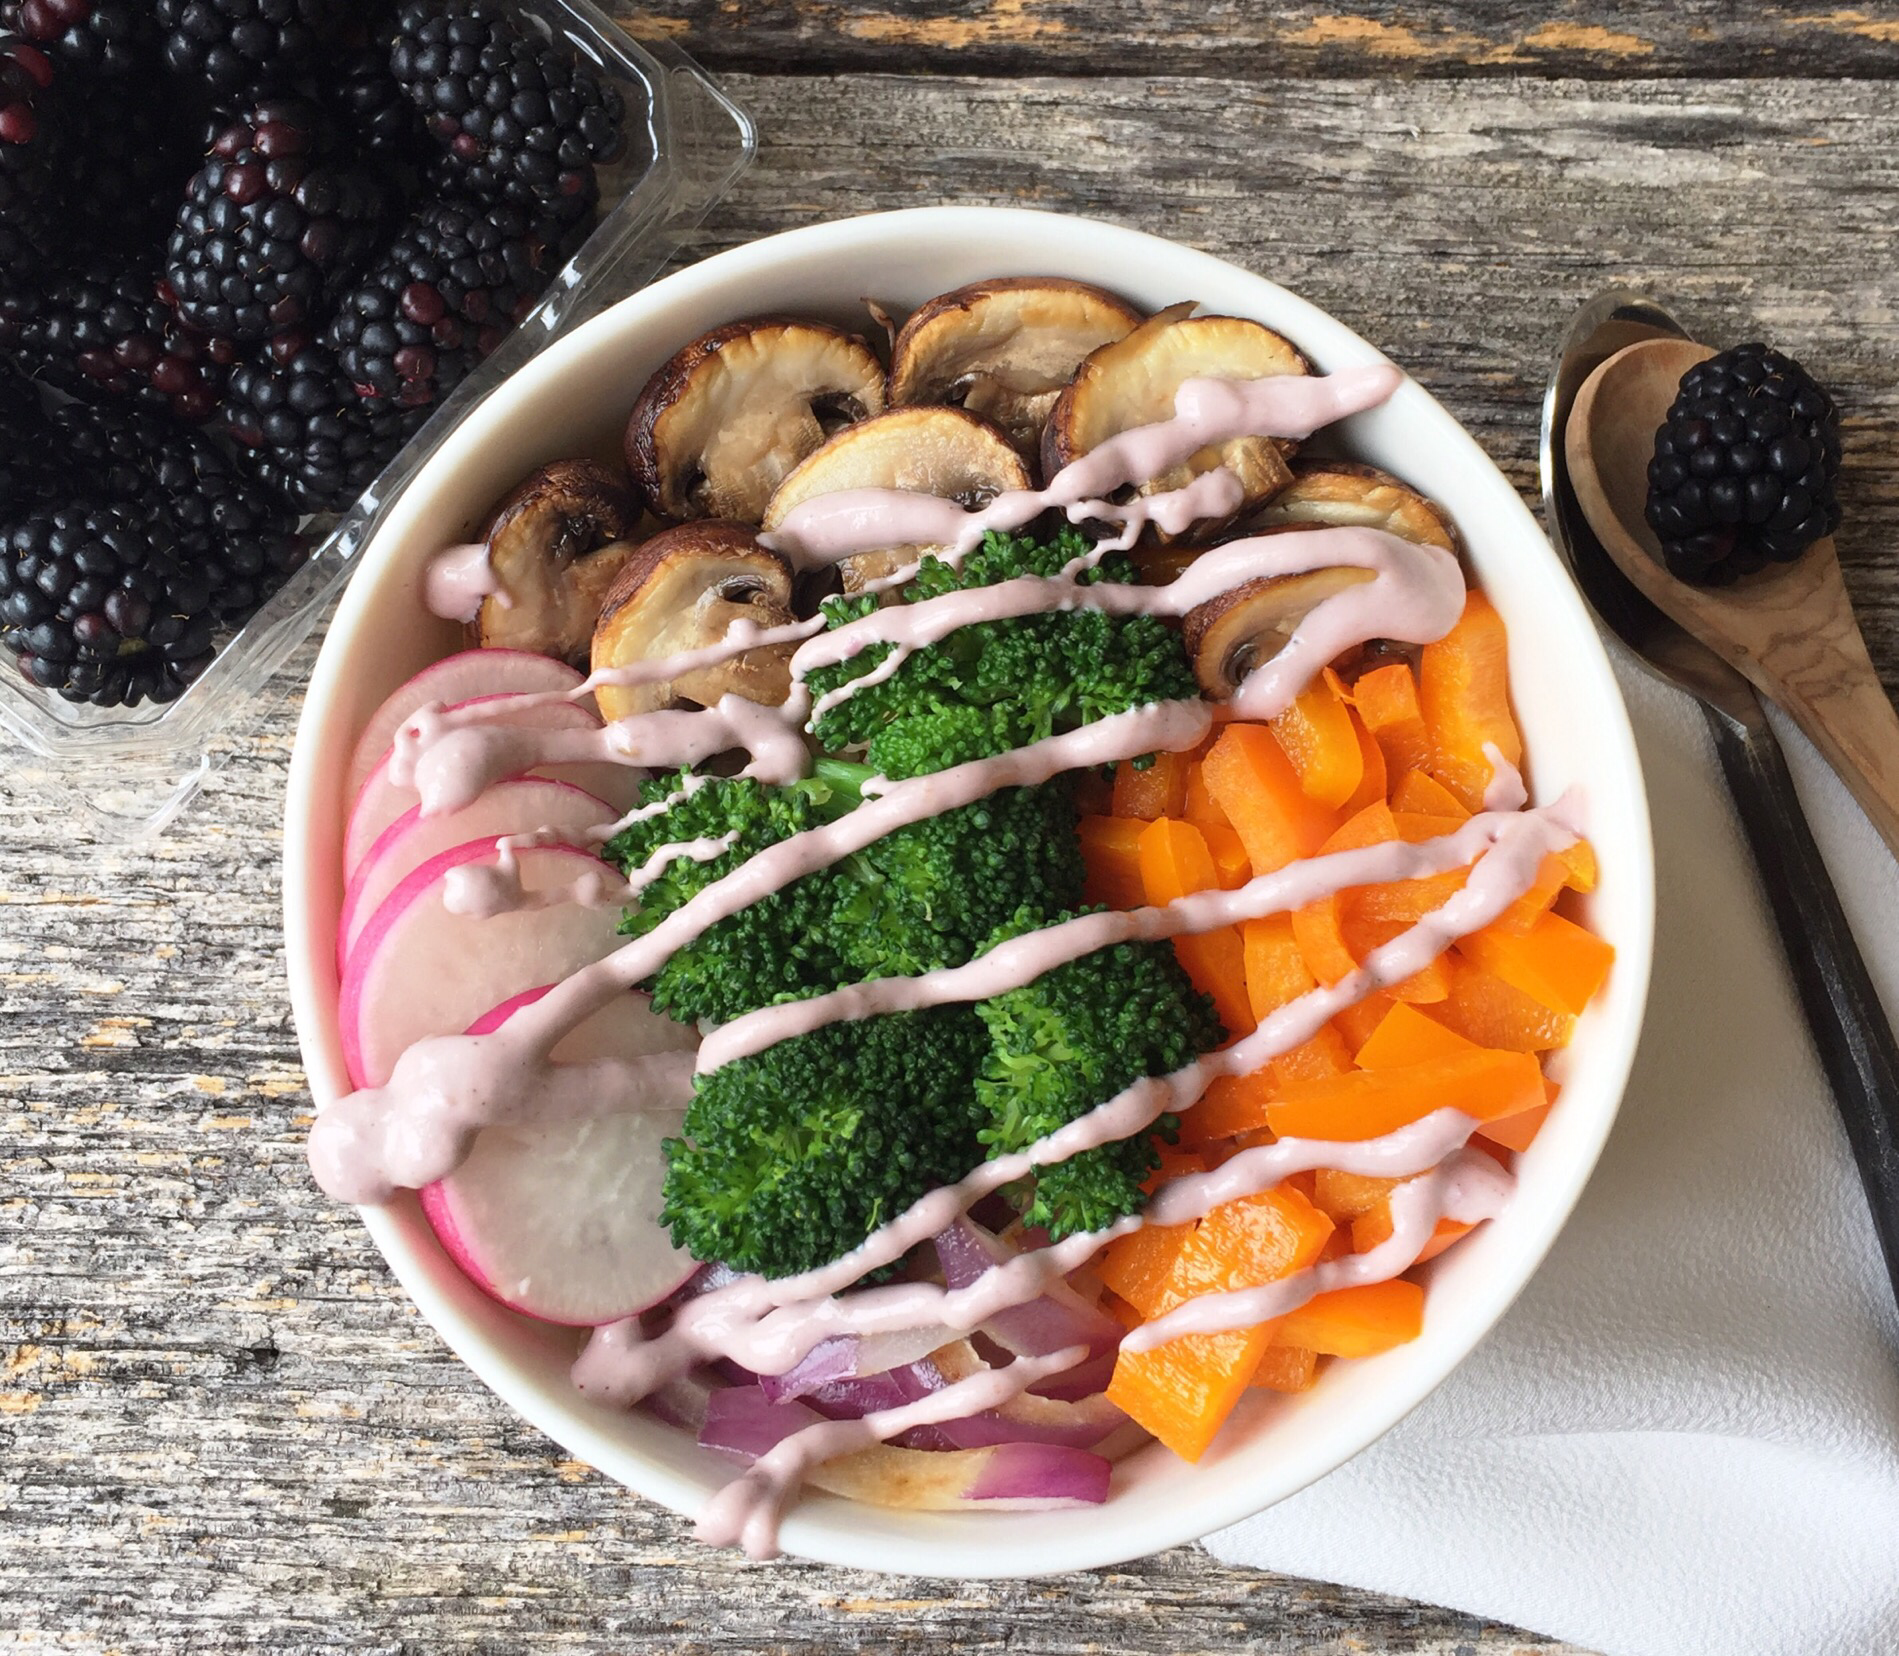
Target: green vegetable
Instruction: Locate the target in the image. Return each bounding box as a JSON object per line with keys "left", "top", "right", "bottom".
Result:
{"left": 660, "top": 1008, "right": 990, "bottom": 1280}
{"left": 973, "top": 913, "right": 1226, "bottom": 1240}
{"left": 805, "top": 525, "right": 1199, "bottom": 778}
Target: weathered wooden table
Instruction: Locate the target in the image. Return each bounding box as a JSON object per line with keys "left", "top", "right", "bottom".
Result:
{"left": 5, "top": 5, "right": 1897, "bottom": 1650}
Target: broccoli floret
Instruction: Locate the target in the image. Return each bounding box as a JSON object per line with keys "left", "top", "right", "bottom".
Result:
{"left": 604, "top": 767, "right": 864, "bottom": 1026}
{"left": 821, "top": 762, "right": 1086, "bottom": 980}
{"left": 805, "top": 525, "right": 1199, "bottom": 778}
{"left": 973, "top": 915, "right": 1226, "bottom": 1240}
{"left": 661, "top": 1008, "right": 990, "bottom": 1279}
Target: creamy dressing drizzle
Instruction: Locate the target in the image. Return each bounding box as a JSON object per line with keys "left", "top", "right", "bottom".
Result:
{"left": 423, "top": 541, "right": 509, "bottom": 623}
{"left": 441, "top": 831, "right": 740, "bottom": 919}
{"left": 691, "top": 1345, "right": 1090, "bottom": 1558}
{"left": 323, "top": 358, "right": 1591, "bottom": 1551}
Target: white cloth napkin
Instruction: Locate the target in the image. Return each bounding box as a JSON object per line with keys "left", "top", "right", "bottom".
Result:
{"left": 1206, "top": 654, "right": 1899, "bottom": 1656}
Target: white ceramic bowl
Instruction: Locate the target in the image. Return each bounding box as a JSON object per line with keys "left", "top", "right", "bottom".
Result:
{"left": 284, "top": 207, "right": 1654, "bottom": 1577}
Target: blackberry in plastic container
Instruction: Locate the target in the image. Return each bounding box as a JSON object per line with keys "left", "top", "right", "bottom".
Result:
{"left": 154, "top": 0, "right": 350, "bottom": 101}
{"left": 324, "top": 193, "right": 570, "bottom": 409}
{"left": 1, "top": 261, "right": 235, "bottom": 421}
{"left": 331, "top": 40, "right": 427, "bottom": 160}
{"left": 0, "top": 38, "right": 62, "bottom": 261}
{"left": 1644, "top": 341, "right": 1844, "bottom": 586}
{"left": 165, "top": 98, "right": 390, "bottom": 342}
{"left": 223, "top": 343, "right": 425, "bottom": 512}
{"left": 0, "top": 0, "right": 161, "bottom": 79}
{"left": 388, "top": 0, "right": 622, "bottom": 222}
{"left": 0, "top": 369, "right": 63, "bottom": 516}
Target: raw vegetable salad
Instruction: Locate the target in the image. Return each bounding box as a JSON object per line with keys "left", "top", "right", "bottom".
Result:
{"left": 311, "top": 277, "right": 1611, "bottom": 1556}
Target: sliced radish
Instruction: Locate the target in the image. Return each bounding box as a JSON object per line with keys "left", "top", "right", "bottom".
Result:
{"left": 340, "top": 837, "right": 627, "bottom": 1087}
{"left": 419, "top": 985, "right": 701, "bottom": 1325}
{"left": 345, "top": 649, "right": 585, "bottom": 804}
{"left": 337, "top": 777, "right": 613, "bottom": 977}
{"left": 342, "top": 694, "right": 636, "bottom": 874}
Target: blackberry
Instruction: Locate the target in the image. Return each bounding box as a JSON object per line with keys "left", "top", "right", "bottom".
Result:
{"left": 331, "top": 41, "right": 425, "bottom": 160}
{"left": 0, "top": 500, "right": 218, "bottom": 705}
{"left": 223, "top": 343, "right": 425, "bottom": 512}
{"left": 154, "top": 0, "right": 350, "bottom": 101}
{"left": 0, "top": 0, "right": 161, "bottom": 78}
{"left": 0, "top": 39, "right": 61, "bottom": 261}
{"left": 165, "top": 98, "right": 389, "bottom": 341}
{"left": 1645, "top": 342, "right": 1844, "bottom": 586}
{"left": 1, "top": 261, "right": 234, "bottom": 421}
{"left": 388, "top": 0, "right": 621, "bottom": 223}
{"left": 0, "top": 369, "right": 61, "bottom": 516}
{"left": 324, "top": 193, "right": 567, "bottom": 409}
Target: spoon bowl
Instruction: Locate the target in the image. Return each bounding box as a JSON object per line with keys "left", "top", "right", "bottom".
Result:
{"left": 1567, "top": 337, "right": 1899, "bottom": 856}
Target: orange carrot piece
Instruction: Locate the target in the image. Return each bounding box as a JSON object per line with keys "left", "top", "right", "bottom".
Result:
{"left": 1144, "top": 1147, "right": 1209, "bottom": 1192}
{"left": 1105, "top": 1187, "right": 1334, "bottom": 1461}
{"left": 1493, "top": 852, "right": 1571, "bottom": 935}
{"left": 1274, "top": 1280, "right": 1425, "bottom": 1357}
{"left": 1266, "top": 1048, "right": 1545, "bottom": 1141}
{"left": 1291, "top": 802, "right": 1399, "bottom": 987}
{"left": 1458, "top": 909, "right": 1614, "bottom": 1016}
{"left": 1271, "top": 677, "right": 1364, "bottom": 811}
{"left": 1342, "top": 704, "right": 1389, "bottom": 815}
{"left": 1242, "top": 914, "right": 1315, "bottom": 1022}
{"left": 1098, "top": 1221, "right": 1196, "bottom": 1318}
{"left": 1249, "top": 1343, "right": 1320, "bottom": 1392}
{"left": 1201, "top": 723, "right": 1339, "bottom": 875}
{"left": 1330, "top": 991, "right": 1395, "bottom": 1053}
{"left": 1477, "top": 1100, "right": 1554, "bottom": 1153}
{"left": 1431, "top": 954, "right": 1577, "bottom": 1052}
{"left": 1112, "top": 750, "right": 1191, "bottom": 820}
{"left": 1351, "top": 1000, "right": 1479, "bottom": 1068}
{"left": 1139, "top": 818, "right": 1255, "bottom": 1035}
{"left": 1201, "top": 823, "right": 1252, "bottom": 890}
{"left": 1352, "top": 661, "right": 1433, "bottom": 777}
{"left": 1268, "top": 1024, "right": 1353, "bottom": 1088}
{"left": 1558, "top": 838, "right": 1599, "bottom": 893}
{"left": 1183, "top": 762, "right": 1233, "bottom": 830}
{"left": 1312, "top": 1168, "right": 1401, "bottom": 1223}
{"left": 1180, "top": 1070, "right": 1275, "bottom": 1146}
{"left": 1351, "top": 1205, "right": 1475, "bottom": 1262}
{"left": 1419, "top": 591, "right": 1522, "bottom": 811}
{"left": 1390, "top": 767, "right": 1471, "bottom": 819}
{"left": 1078, "top": 815, "right": 1147, "bottom": 910}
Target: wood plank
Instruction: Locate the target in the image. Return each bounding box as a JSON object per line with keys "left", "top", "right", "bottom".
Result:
{"left": 10, "top": 65, "right": 1899, "bottom": 1652}
{"left": 620, "top": 2, "right": 1899, "bottom": 80}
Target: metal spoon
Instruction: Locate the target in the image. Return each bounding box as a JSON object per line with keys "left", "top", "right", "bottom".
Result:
{"left": 1541, "top": 287, "right": 1899, "bottom": 1301}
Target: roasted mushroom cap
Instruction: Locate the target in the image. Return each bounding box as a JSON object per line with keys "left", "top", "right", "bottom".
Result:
{"left": 590, "top": 521, "right": 799, "bottom": 722}
{"left": 1043, "top": 311, "right": 1310, "bottom": 543}
{"left": 1182, "top": 561, "right": 1377, "bottom": 700}
{"left": 1250, "top": 460, "right": 1459, "bottom": 552}
{"left": 625, "top": 319, "right": 887, "bottom": 524}
{"left": 473, "top": 459, "right": 643, "bottom": 666}
{"left": 762, "top": 405, "right": 1032, "bottom": 593}
{"left": 887, "top": 277, "right": 1144, "bottom": 462}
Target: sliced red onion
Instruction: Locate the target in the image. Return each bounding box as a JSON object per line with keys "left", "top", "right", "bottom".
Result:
{"left": 801, "top": 1360, "right": 941, "bottom": 1419}
{"left": 698, "top": 1384, "right": 823, "bottom": 1461}
{"left": 641, "top": 1372, "right": 717, "bottom": 1433}
{"left": 931, "top": 1387, "right": 1126, "bottom": 1452}
{"left": 962, "top": 1442, "right": 1112, "bottom": 1506}
{"left": 756, "top": 1325, "right": 950, "bottom": 1403}
{"left": 934, "top": 1218, "right": 1124, "bottom": 1368}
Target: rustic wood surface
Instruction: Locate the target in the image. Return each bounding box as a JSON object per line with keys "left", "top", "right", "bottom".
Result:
{"left": 6, "top": 6, "right": 1899, "bottom": 1651}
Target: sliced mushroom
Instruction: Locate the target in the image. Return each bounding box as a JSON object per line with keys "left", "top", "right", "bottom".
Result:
{"left": 1250, "top": 460, "right": 1459, "bottom": 552}
{"left": 473, "top": 460, "right": 643, "bottom": 666}
{"left": 762, "top": 406, "right": 1031, "bottom": 593}
{"left": 625, "top": 319, "right": 887, "bottom": 524}
{"left": 887, "top": 278, "right": 1144, "bottom": 462}
{"left": 1043, "top": 311, "right": 1311, "bottom": 543}
{"left": 590, "top": 521, "right": 799, "bottom": 722}
{"left": 1182, "top": 562, "right": 1377, "bottom": 700}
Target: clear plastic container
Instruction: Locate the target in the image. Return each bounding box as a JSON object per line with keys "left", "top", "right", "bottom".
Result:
{"left": 0, "top": 5, "right": 755, "bottom": 839}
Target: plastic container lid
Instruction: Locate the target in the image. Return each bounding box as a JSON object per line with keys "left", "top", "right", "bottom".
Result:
{"left": 0, "top": 4, "right": 755, "bottom": 839}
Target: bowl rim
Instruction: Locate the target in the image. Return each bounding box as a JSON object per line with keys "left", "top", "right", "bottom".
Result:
{"left": 283, "top": 204, "right": 1655, "bottom": 1577}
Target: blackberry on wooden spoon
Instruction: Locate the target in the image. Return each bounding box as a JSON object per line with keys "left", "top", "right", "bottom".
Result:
{"left": 1644, "top": 341, "right": 1843, "bottom": 586}
{"left": 165, "top": 98, "right": 388, "bottom": 342}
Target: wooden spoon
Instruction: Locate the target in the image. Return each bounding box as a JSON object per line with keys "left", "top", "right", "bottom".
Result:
{"left": 1566, "top": 336, "right": 1899, "bottom": 856}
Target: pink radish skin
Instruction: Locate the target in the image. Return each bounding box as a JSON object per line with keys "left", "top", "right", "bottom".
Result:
{"left": 340, "top": 837, "right": 626, "bottom": 1088}
{"left": 345, "top": 649, "right": 585, "bottom": 804}
{"left": 419, "top": 986, "right": 700, "bottom": 1326}
{"left": 336, "top": 778, "right": 613, "bottom": 977}
{"left": 342, "top": 693, "right": 638, "bottom": 874}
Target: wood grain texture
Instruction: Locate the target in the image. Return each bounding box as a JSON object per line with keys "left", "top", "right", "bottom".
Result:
{"left": 7, "top": 45, "right": 1899, "bottom": 1656}
{"left": 624, "top": 1, "right": 1899, "bottom": 79}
